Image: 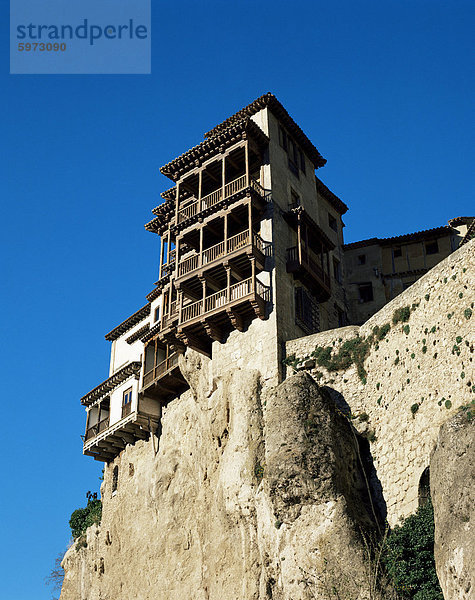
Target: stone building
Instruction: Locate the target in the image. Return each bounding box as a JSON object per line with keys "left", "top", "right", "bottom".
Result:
{"left": 344, "top": 216, "right": 474, "bottom": 324}
{"left": 81, "top": 93, "right": 349, "bottom": 462}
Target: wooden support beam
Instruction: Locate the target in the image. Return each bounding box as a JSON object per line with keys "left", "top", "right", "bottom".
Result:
{"left": 176, "top": 330, "right": 211, "bottom": 357}
{"left": 202, "top": 319, "right": 223, "bottom": 342}
{"left": 226, "top": 308, "right": 244, "bottom": 332}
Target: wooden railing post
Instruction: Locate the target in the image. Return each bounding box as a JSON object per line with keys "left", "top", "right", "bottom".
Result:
{"left": 200, "top": 277, "right": 206, "bottom": 315}
{"left": 221, "top": 155, "right": 226, "bottom": 202}
{"left": 245, "top": 138, "right": 249, "bottom": 187}
{"left": 225, "top": 266, "right": 231, "bottom": 302}
{"left": 224, "top": 212, "right": 228, "bottom": 252}
{"left": 248, "top": 198, "right": 252, "bottom": 240}
{"left": 175, "top": 181, "right": 180, "bottom": 226}
{"left": 178, "top": 289, "right": 183, "bottom": 324}
{"left": 250, "top": 256, "right": 256, "bottom": 292}
{"left": 199, "top": 226, "right": 204, "bottom": 267}
{"left": 198, "top": 169, "right": 202, "bottom": 212}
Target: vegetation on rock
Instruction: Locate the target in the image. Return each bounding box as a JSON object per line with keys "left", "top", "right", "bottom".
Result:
{"left": 69, "top": 491, "right": 102, "bottom": 541}
{"left": 382, "top": 499, "right": 443, "bottom": 600}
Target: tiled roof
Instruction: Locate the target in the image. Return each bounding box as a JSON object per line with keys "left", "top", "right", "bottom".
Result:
{"left": 344, "top": 226, "right": 453, "bottom": 250}
{"left": 315, "top": 177, "right": 348, "bottom": 215}
{"left": 80, "top": 361, "right": 142, "bottom": 406}
{"left": 204, "top": 92, "right": 326, "bottom": 169}
{"left": 105, "top": 304, "right": 151, "bottom": 341}
{"left": 160, "top": 118, "right": 269, "bottom": 181}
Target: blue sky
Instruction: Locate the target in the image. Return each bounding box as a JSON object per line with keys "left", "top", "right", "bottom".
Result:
{"left": 1, "top": 1, "right": 473, "bottom": 598}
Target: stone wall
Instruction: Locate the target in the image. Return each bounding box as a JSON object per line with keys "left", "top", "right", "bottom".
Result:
{"left": 286, "top": 239, "right": 474, "bottom": 526}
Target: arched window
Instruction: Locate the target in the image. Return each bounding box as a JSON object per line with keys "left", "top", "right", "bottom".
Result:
{"left": 418, "top": 467, "right": 430, "bottom": 507}
{"left": 112, "top": 466, "right": 119, "bottom": 496}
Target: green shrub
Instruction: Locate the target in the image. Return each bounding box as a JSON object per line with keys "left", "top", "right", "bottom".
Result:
{"left": 69, "top": 493, "right": 102, "bottom": 540}
{"left": 392, "top": 306, "right": 411, "bottom": 325}
{"left": 464, "top": 308, "right": 472, "bottom": 320}
{"left": 411, "top": 403, "right": 419, "bottom": 415}
{"left": 382, "top": 499, "right": 443, "bottom": 599}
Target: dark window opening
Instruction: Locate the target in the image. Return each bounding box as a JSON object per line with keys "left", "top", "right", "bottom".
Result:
{"left": 418, "top": 467, "right": 430, "bottom": 507}
{"left": 122, "top": 387, "right": 133, "bottom": 418}
{"left": 280, "top": 125, "right": 305, "bottom": 176}
{"left": 112, "top": 466, "right": 119, "bottom": 495}
{"left": 328, "top": 214, "right": 338, "bottom": 232}
{"left": 425, "top": 240, "right": 439, "bottom": 255}
{"left": 336, "top": 306, "right": 347, "bottom": 327}
{"left": 357, "top": 254, "right": 366, "bottom": 265}
{"left": 333, "top": 258, "right": 342, "bottom": 283}
{"left": 393, "top": 246, "right": 402, "bottom": 258}
{"left": 358, "top": 282, "right": 374, "bottom": 303}
{"left": 295, "top": 287, "right": 320, "bottom": 334}
{"left": 154, "top": 306, "right": 160, "bottom": 322}
{"left": 289, "top": 189, "right": 300, "bottom": 209}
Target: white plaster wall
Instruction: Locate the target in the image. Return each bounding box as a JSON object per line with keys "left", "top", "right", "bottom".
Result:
{"left": 109, "top": 377, "right": 140, "bottom": 426}
{"left": 109, "top": 317, "right": 150, "bottom": 376}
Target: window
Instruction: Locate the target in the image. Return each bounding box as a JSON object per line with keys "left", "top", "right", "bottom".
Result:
{"left": 295, "top": 287, "right": 320, "bottom": 334}
{"left": 122, "top": 387, "right": 133, "bottom": 418}
{"left": 333, "top": 258, "right": 342, "bottom": 283}
{"left": 357, "top": 254, "right": 366, "bottom": 265}
{"left": 425, "top": 240, "right": 439, "bottom": 255}
{"left": 290, "top": 189, "right": 300, "bottom": 209}
{"left": 358, "top": 283, "right": 374, "bottom": 303}
{"left": 328, "top": 213, "right": 338, "bottom": 232}
{"left": 336, "top": 306, "right": 347, "bottom": 327}
{"left": 154, "top": 306, "right": 160, "bottom": 322}
{"left": 418, "top": 467, "right": 430, "bottom": 507}
{"left": 393, "top": 246, "right": 402, "bottom": 258}
{"left": 112, "top": 466, "right": 119, "bottom": 496}
{"left": 279, "top": 125, "right": 305, "bottom": 177}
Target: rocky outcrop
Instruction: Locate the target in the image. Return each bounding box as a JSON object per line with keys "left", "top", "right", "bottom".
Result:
{"left": 61, "top": 368, "right": 382, "bottom": 600}
{"left": 431, "top": 410, "right": 474, "bottom": 600}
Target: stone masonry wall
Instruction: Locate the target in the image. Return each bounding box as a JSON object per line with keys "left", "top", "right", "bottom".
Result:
{"left": 286, "top": 239, "right": 474, "bottom": 526}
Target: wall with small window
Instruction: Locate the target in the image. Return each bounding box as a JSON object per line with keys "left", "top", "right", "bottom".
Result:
{"left": 109, "top": 377, "right": 139, "bottom": 425}
{"left": 109, "top": 313, "right": 152, "bottom": 376}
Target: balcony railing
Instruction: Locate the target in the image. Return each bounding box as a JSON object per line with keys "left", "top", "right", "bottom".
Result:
{"left": 160, "top": 301, "right": 178, "bottom": 331}
{"left": 180, "top": 276, "right": 270, "bottom": 325}
{"left": 177, "top": 176, "right": 267, "bottom": 224}
{"left": 287, "top": 246, "right": 331, "bottom": 289}
{"left": 177, "top": 232, "right": 268, "bottom": 277}
{"left": 85, "top": 416, "right": 110, "bottom": 441}
{"left": 143, "top": 353, "right": 180, "bottom": 388}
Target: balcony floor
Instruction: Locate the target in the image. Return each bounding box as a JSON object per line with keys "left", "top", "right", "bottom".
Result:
{"left": 83, "top": 410, "right": 159, "bottom": 462}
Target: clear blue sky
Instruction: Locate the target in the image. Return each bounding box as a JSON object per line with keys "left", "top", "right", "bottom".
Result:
{"left": 1, "top": 1, "right": 473, "bottom": 598}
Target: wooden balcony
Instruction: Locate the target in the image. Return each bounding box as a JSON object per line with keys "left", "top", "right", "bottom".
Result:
{"left": 85, "top": 416, "right": 110, "bottom": 442}
{"left": 286, "top": 246, "right": 331, "bottom": 301}
{"left": 176, "top": 276, "right": 271, "bottom": 354}
{"left": 177, "top": 231, "right": 269, "bottom": 279}
{"left": 177, "top": 176, "right": 269, "bottom": 225}
{"left": 83, "top": 406, "right": 157, "bottom": 463}
{"left": 141, "top": 352, "right": 189, "bottom": 401}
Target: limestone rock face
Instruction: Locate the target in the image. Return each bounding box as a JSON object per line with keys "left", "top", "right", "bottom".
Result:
{"left": 431, "top": 411, "right": 474, "bottom": 600}
{"left": 61, "top": 367, "right": 381, "bottom": 600}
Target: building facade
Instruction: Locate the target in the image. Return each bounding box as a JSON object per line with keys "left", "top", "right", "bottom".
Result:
{"left": 344, "top": 216, "right": 474, "bottom": 324}
{"left": 80, "top": 94, "right": 473, "bottom": 462}
{"left": 81, "top": 93, "right": 349, "bottom": 462}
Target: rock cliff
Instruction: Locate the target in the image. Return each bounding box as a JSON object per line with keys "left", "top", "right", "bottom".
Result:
{"left": 61, "top": 240, "right": 474, "bottom": 600}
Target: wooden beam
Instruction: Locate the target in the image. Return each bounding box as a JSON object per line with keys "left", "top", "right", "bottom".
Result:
{"left": 202, "top": 319, "right": 223, "bottom": 342}
{"left": 226, "top": 308, "right": 244, "bottom": 332}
